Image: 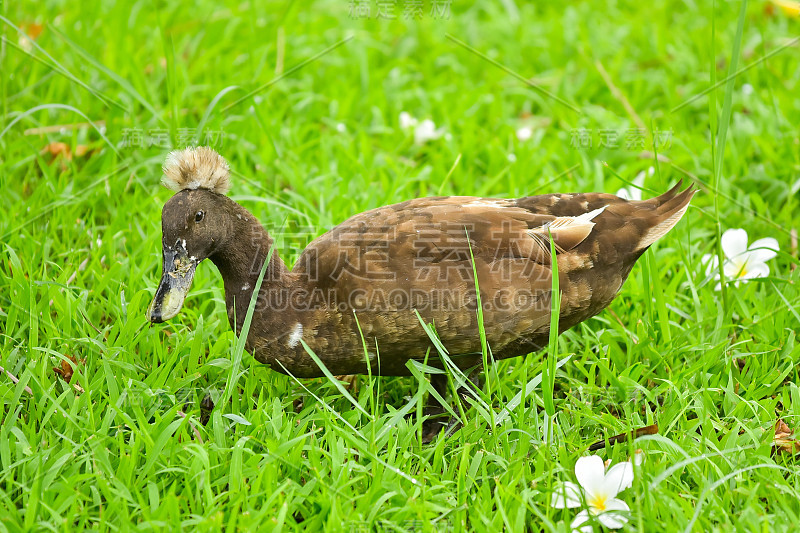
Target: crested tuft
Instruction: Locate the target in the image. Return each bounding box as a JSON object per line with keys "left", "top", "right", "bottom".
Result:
{"left": 162, "top": 146, "right": 231, "bottom": 195}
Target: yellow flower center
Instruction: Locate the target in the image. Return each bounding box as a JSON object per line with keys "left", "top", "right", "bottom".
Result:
{"left": 732, "top": 258, "right": 749, "bottom": 279}
{"left": 587, "top": 494, "right": 607, "bottom": 512}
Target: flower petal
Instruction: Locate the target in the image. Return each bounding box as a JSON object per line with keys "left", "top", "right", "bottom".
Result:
{"left": 575, "top": 455, "right": 606, "bottom": 498}
{"left": 721, "top": 228, "right": 748, "bottom": 260}
{"left": 413, "top": 119, "right": 445, "bottom": 144}
{"left": 617, "top": 187, "right": 641, "bottom": 201}
{"left": 399, "top": 112, "right": 417, "bottom": 130}
{"left": 570, "top": 510, "right": 593, "bottom": 533}
{"left": 601, "top": 461, "right": 633, "bottom": 496}
{"left": 747, "top": 237, "right": 779, "bottom": 263}
{"left": 724, "top": 257, "right": 746, "bottom": 278}
{"left": 616, "top": 187, "right": 633, "bottom": 200}
{"left": 632, "top": 169, "right": 648, "bottom": 187}
{"left": 701, "top": 254, "right": 719, "bottom": 277}
{"left": 617, "top": 171, "right": 645, "bottom": 201}
{"left": 516, "top": 126, "right": 533, "bottom": 141}
{"left": 551, "top": 482, "right": 583, "bottom": 508}
{"left": 596, "top": 499, "right": 630, "bottom": 529}
{"left": 740, "top": 261, "right": 769, "bottom": 280}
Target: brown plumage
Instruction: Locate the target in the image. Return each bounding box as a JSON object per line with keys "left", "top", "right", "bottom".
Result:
{"left": 147, "top": 148, "right": 694, "bottom": 378}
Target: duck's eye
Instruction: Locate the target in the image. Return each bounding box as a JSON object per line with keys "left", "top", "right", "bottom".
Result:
{"left": 195, "top": 210, "right": 205, "bottom": 223}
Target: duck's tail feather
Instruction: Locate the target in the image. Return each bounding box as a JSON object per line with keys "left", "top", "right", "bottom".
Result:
{"left": 634, "top": 183, "right": 696, "bottom": 251}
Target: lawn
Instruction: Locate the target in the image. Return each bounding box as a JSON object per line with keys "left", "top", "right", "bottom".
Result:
{"left": 2, "top": 0, "right": 800, "bottom": 530}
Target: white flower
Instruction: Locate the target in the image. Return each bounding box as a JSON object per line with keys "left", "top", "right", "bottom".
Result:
{"left": 616, "top": 166, "right": 654, "bottom": 201}
{"left": 399, "top": 112, "right": 446, "bottom": 145}
{"left": 632, "top": 449, "right": 645, "bottom": 466}
{"left": 702, "top": 228, "right": 779, "bottom": 289}
{"left": 516, "top": 126, "right": 533, "bottom": 141}
{"left": 414, "top": 119, "right": 445, "bottom": 144}
{"left": 335, "top": 122, "right": 347, "bottom": 133}
{"left": 551, "top": 455, "right": 633, "bottom": 532}
{"left": 399, "top": 111, "right": 417, "bottom": 130}
{"left": 742, "top": 83, "right": 754, "bottom": 96}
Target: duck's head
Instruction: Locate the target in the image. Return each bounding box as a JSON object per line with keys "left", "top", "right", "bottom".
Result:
{"left": 146, "top": 147, "right": 233, "bottom": 323}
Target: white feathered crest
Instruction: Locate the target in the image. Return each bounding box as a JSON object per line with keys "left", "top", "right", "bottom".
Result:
{"left": 162, "top": 146, "right": 231, "bottom": 195}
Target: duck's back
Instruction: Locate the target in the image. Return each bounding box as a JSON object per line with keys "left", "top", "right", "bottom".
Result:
{"left": 281, "top": 185, "right": 693, "bottom": 375}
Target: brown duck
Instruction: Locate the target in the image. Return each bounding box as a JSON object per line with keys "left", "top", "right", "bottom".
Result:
{"left": 147, "top": 147, "right": 694, "bottom": 378}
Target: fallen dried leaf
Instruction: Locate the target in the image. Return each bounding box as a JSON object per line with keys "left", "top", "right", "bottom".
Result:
{"left": 19, "top": 23, "right": 44, "bottom": 51}
{"left": 74, "top": 145, "right": 92, "bottom": 157}
{"left": 26, "top": 23, "right": 44, "bottom": 40}
{"left": 41, "top": 142, "right": 72, "bottom": 161}
{"left": 773, "top": 419, "right": 800, "bottom": 455}
{"left": 53, "top": 354, "right": 84, "bottom": 383}
{"left": 335, "top": 374, "right": 358, "bottom": 393}
{"left": 40, "top": 142, "right": 98, "bottom": 165}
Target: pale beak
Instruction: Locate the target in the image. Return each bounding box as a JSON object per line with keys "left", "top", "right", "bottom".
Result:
{"left": 146, "top": 241, "right": 197, "bottom": 323}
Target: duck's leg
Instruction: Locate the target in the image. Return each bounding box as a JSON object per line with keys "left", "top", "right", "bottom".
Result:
{"left": 419, "top": 369, "right": 485, "bottom": 442}
{"left": 419, "top": 374, "right": 451, "bottom": 442}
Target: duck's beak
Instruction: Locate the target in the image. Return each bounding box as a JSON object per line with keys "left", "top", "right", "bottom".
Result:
{"left": 146, "top": 241, "right": 197, "bottom": 323}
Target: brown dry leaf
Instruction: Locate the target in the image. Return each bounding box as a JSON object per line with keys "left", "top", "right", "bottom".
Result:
{"left": 773, "top": 419, "right": 800, "bottom": 455}
{"left": 74, "top": 145, "right": 92, "bottom": 157}
{"left": 53, "top": 354, "right": 84, "bottom": 383}
{"left": 26, "top": 23, "right": 44, "bottom": 40}
{"left": 40, "top": 143, "right": 97, "bottom": 171}
{"left": 335, "top": 374, "right": 359, "bottom": 393}
{"left": 41, "top": 142, "right": 72, "bottom": 159}
{"left": 19, "top": 23, "right": 44, "bottom": 51}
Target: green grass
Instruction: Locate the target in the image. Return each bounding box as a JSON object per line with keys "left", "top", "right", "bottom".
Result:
{"left": 2, "top": 0, "right": 800, "bottom": 530}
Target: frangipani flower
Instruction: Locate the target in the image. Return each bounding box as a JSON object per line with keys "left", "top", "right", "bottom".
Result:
{"left": 702, "top": 229, "right": 779, "bottom": 289}
{"left": 552, "top": 455, "right": 633, "bottom": 532}
{"left": 616, "top": 167, "right": 654, "bottom": 201}
{"left": 516, "top": 125, "right": 533, "bottom": 141}
{"left": 399, "top": 112, "right": 447, "bottom": 145}
{"left": 399, "top": 111, "right": 417, "bottom": 130}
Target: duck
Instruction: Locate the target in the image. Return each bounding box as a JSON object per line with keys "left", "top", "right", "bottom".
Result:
{"left": 146, "top": 147, "right": 694, "bottom": 379}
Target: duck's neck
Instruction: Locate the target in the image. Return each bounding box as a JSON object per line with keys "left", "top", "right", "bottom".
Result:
{"left": 209, "top": 203, "right": 289, "bottom": 334}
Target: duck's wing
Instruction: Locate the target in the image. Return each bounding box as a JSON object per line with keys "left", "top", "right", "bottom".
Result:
{"left": 299, "top": 183, "right": 694, "bottom": 290}
{"left": 293, "top": 197, "right": 602, "bottom": 362}
{"left": 297, "top": 196, "right": 599, "bottom": 288}
{"left": 292, "top": 186, "right": 693, "bottom": 372}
